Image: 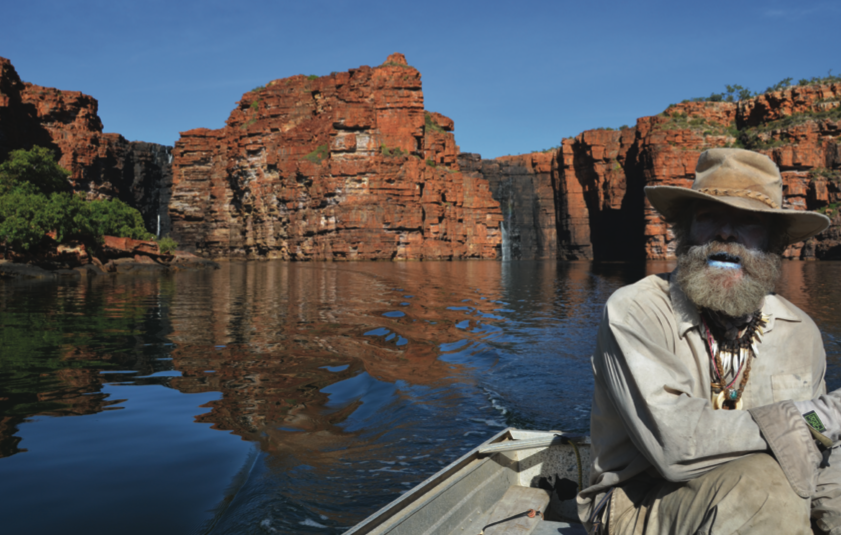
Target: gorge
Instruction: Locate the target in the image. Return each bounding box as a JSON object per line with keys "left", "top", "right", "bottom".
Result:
{"left": 1, "top": 53, "right": 839, "bottom": 261}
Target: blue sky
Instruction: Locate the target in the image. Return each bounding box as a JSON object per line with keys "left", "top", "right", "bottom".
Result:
{"left": 2, "top": 0, "right": 839, "bottom": 158}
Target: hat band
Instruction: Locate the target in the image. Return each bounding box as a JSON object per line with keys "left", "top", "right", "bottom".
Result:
{"left": 695, "top": 187, "right": 779, "bottom": 209}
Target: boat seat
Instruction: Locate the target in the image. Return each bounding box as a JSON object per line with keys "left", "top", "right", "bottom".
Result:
{"left": 480, "top": 485, "right": 550, "bottom": 535}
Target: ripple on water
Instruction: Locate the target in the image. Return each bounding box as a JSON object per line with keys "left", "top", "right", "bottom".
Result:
{"left": 3, "top": 260, "right": 838, "bottom": 535}
{"left": 363, "top": 327, "right": 390, "bottom": 336}
{"left": 321, "top": 365, "right": 350, "bottom": 373}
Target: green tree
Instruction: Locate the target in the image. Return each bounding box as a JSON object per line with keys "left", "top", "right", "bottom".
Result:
{"left": 0, "top": 147, "right": 156, "bottom": 251}
{"left": 46, "top": 193, "right": 96, "bottom": 242}
{"left": 0, "top": 146, "right": 71, "bottom": 195}
{"left": 156, "top": 236, "right": 178, "bottom": 254}
{"left": 87, "top": 198, "right": 155, "bottom": 241}
{"left": 0, "top": 189, "right": 51, "bottom": 249}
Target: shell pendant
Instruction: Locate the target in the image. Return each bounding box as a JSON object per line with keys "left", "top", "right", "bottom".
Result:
{"left": 713, "top": 390, "right": 743, "bottom": 411}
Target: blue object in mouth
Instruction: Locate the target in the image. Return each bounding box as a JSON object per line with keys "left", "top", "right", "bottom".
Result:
{"left": 707, "top": 252, "right": 741, "bottom": 269}
{"left": 708, "top": 259, "right": 740, "bottom": 269}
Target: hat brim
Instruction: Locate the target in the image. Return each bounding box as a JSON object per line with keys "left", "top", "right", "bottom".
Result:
{"left": 644, "top": 185, "right": 831, "bottom": 245}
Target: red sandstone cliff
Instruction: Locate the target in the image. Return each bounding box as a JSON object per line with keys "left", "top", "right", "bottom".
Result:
{"left": 4, "top": 53, "right": 838, "bottom": 262}
{"left": 0, "top": 56, "right": 172, "bottom": 235}
{"left": 459, "top": 151, "right": 557, "bottom": 259}
{"left": 473, "top": 85, "right": 840, "bottom": 261}
{"left": 169, "top": 53, "right": 502, "bottom": 260}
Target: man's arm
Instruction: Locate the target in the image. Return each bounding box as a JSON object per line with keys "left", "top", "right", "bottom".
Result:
{"left": 594, "top": 301, "right": 768, "bottom": 482}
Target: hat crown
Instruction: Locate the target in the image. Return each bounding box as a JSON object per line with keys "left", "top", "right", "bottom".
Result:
{"left": 643, "top": 148, "right": 831, "bottom": 246}
{"left": 693, "top": 148, "right": 782, "bottom": 209}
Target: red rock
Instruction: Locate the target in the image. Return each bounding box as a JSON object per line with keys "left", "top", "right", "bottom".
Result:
{"left": 466, "top": 93, "right": 839, "bottom": 261}
{"left": 0, "top": 56, "right": 172, "bottom": 235}
{"left": 5, "top": 53, "right": 839, "bottom": 262}
{"left": 459, "top": 151, "right": 558, "bottom": 259}
{"left": 556, "top": 126, "right": 640, "bottom": 259}
{"left": 56, "top": 242, "right": 89, "bottom": 265}
{"left": 169, "top": 54, "right": 503, "bottom": 260}
{"left": 102, "top": 235, "right": 160, "bottom": 256}
{"left": 738, "top": 83, "right": 841, "bottom": 127}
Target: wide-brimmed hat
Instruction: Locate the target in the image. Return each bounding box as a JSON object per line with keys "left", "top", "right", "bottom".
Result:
{"left": 644, "top": 148, "right": 830, "bottom": 245}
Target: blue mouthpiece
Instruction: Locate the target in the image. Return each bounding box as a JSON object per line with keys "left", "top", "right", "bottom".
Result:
{"left": 707, "top": 260, "right": 740, "bottom": 269}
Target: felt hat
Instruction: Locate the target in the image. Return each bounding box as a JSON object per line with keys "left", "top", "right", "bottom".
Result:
{"left": 644, "top": 148, "right": 830, "bottom": 245}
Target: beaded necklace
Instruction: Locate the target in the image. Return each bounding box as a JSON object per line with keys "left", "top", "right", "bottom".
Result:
{"left": 702, "top": 312, "right": 768, "bottom": 410}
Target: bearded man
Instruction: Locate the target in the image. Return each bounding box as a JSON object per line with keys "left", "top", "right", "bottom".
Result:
{"left": 577, "top": 148, "right": 841, "bottom": 534}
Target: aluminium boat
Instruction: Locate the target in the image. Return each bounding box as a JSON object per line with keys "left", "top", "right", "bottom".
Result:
{"left": 346, "top": 428, "right": 590, "bottom": 535}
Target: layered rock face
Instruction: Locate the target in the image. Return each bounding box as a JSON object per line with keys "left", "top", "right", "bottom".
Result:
{"left": 458, "top": 152, "right": 557, "bottom": 259}
{"left": 471, "top": 84, "right": 841, "bottom": 260}
{"left": 170, "top": 53, "right": 502, "bottom": 260}
{"left": 0, "top": 56, "right": 172, "bottom": 235}
{"left": 557, "top": 127, "right": 643, "bottom": 260}
{"left": 4, "top": 52, "right": 838, "bottom": 262}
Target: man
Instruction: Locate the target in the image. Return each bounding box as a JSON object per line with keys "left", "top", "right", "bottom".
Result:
{"left": 577, "top": 148, "right": 840, "bottom": 534}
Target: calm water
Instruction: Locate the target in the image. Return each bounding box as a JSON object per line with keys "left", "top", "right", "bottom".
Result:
{"left": 1, "top": 260, "right": 839, "bottom": 534}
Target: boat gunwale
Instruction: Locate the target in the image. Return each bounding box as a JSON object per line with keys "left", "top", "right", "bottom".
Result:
{"left": 345, "top": 428, "right": 590, "bottom": 535}
{"left": 344, "top": 428, "right": 513, "bottom": 535}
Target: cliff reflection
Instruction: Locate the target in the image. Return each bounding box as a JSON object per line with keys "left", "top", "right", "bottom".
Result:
{"left": 0, "top": 275, "right": 176, "bottom": 457}
{"left": 2, "top": 259, "right": 837, "bottom": 467}
{"left": 164, "top": 261, "right": 517, "bottom": 463}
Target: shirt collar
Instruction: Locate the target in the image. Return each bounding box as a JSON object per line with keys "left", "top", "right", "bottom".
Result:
{"left": 667, "top": 268, "right": 801, "bottom": 337}
{"left": 761, "top": 292, "right": 802, "bottom": 333}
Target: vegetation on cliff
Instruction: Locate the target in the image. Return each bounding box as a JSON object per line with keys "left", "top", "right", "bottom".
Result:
{"left": 684, "top": 73, "right": 841, "bottom": 104}
{"left": 0, "top": 146, "right": 157, "bottom": 251}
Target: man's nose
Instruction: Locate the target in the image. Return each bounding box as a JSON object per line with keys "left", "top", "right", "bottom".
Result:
{"left": 716, "top": 221, "right": 738, "bottom": 242}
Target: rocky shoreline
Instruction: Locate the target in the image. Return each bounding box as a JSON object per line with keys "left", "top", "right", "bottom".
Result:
{"left": 0, "top": 236, "right": 219, "bottom": 280}
{"left": 0, "top": 251, "right": 219, "bottom": 280}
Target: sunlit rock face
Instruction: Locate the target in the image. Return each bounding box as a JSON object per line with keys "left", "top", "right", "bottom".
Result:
{"left": 466, "top": 87, "right": 841, "bottom": 261}
{"left": 0, "top": 56, "right": 173, "bottom": 236}
{"left": 169, "top": 53, "right": 503, "bottom": 260}
{"left": 3, "top": 51, "right": 838, "bottom": 261}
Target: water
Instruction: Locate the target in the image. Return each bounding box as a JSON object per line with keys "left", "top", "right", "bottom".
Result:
{"left": 1, "top": 260, "right": 839, "bottom": 534}
{"left": 501, "top": 221, "right": 511, "bottom": 261}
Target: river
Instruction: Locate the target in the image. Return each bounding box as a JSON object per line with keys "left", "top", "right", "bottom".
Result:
{"left": 1, "top": 260, "right": 839, "bottom": 534}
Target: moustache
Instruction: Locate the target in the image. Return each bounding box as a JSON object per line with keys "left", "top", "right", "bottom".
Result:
{"left": 683, "top": 241, "right": 772, "bottom": 274}
{"left": 676, "top": 240, "right": 781, "bottom": 317}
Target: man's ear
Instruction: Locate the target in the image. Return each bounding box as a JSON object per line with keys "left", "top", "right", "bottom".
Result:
{"left": 767, "top": 217, "right": 791, "bottom": 255}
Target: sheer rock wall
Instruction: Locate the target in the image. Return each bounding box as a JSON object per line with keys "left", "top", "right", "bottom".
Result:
{"left": 169, "top": 53, "right": 502, "bottom": 260}
{"left": 468, "top": 87, "right": 841, "bottom": 260}
{"left": 458, "top": 152, "right": 557, "bottom": 259}
{"left": 3, "top": 53, "right": 839, "bottom": 261}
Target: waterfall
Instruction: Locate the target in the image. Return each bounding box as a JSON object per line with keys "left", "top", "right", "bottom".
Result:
{"left": 501, "top": 221, "right": 511, "bottom": 261}
{"left": 157, "top": 214, "right": 161, "bottom": 237}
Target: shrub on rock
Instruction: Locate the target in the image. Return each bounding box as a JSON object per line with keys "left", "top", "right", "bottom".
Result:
{"left": 0, "top": 146, "right": 155, "bottom": 252}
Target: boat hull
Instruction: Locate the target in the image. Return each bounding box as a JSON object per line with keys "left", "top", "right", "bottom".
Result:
{"left": 347, "top": 428, "right": 590, "bottom": 535}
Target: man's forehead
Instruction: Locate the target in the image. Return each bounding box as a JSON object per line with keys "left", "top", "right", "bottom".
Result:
{"left": 691, "top": 200, "right": 770, "bottom": 222}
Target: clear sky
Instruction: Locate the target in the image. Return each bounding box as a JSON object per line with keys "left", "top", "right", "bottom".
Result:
{"left": 2, "top": 0, "right": 839, "bottom": 159}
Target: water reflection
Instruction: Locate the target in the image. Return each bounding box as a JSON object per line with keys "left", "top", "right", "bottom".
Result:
{"left": 0, "top": 260, "right": 839, "bottom": 534}
{"left": 0, "top": 276, "right": 176, "bottom": 457}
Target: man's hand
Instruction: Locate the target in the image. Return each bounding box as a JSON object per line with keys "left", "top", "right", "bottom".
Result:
{"left": 794, "top": 391, "right": 841, "bottom": 447}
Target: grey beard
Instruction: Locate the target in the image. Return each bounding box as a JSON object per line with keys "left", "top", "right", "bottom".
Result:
{"left": 676, "top": 241, "right": 782, "bottom": 317}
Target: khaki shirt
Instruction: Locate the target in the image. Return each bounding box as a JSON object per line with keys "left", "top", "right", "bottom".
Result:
{"left": 579, "top": 271, "right": 827, "bottom": 513}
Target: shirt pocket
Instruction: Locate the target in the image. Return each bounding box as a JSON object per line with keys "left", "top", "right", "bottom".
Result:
{"left": 771, "top": 368, "right": 813, "bottom": 402}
